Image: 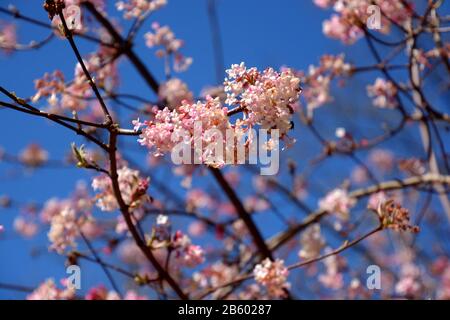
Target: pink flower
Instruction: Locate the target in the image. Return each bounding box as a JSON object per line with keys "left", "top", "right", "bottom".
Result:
{"left": 0, "top": 225, "right": 4, "bottom": 233}
{"left": 319, "top": 248, "right": 345, "bottom": 290}
{"left": 253, "top": 258, "right": 290, "bottom": 298}
{"left": 224, "top": 63, "right": 301, "bottom": 138}
{"left": 172, "top": 231, "right": 205, "bottom": 268}
{"left": 299, "top": 224, "right": 325, "bottom": 260}
{"left": 51, "top": 4, "right": 83, "bottom": 38}
{"left": 318, "top": 188, "right": 356, "bottom": 220}
{"left": 116, "top": 0, "right": 167, "bottom": 19}
{"left": 299, "top": 54, "right": 351, "bottom": 114}
{"left": 48, "top": 206, "right": 79, "bottom": 253}
{"left": 19, "top": 144, "right": 49, "bottom": 167}
{"left": 0, "top": 21, "right": 17, "bottom": 54}
{"left": 92, "top": 166, "right": 150, "bottom": 212}
{"left": 158, "top": 78, "right": 193, "bottom": 110}
{"left": 323, "top": 14, "right": 363, "bottom": 44}
{"left": 144, "top": 22, "right": 192, "bottom": 72}
{"left": 27, "top": 279, "right": 75, "bottom": 300}
{"left": 13, "top": 217, "right": 38, "bottom": 238}
{"left": 367, "top": 191, "right": 388, "bottom": 211}
{"left": 367, "top": 78, "right": 398, "bottom": 108}
{"left": 395, "top": 264, "right": 423, "bottom": 298}
{"left": 368, "top": 148, "right": 394, "bottom": 172}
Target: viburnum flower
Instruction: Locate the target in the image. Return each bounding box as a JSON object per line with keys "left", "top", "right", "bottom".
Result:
{"left": 367, "top": 78, "right": 398, "bottom": 108}
{"left": 19, "top": 143, "right": 49, "bottom": 167}
{"left": 13, "top": 217, "right": 38, "bottom": 238}
{"left": 144, "top": 22, "right": 192, "bottom": 72}
{"left": 299, "top": 54, "right": 352, "bottom": 115}
{"left": 116, "top": 0, "right": 167, "bottom": 19}
{"left": 253, "top": 258, "right": 290, "bottom": 298}
{"left": 158, "top": 78, "right": 193, "bottom": 110}
{"left": 92, "top": 166, "right": 150, "bottom": 212}
{"left": 437, "top": 265, "right": 450, "bottom": 300}
{"left": 0, "top": 21, "right": 17, "bottom": 54}
{"left": 315, "top": 0, "right": 413, "bottom": 44}
{"left": 47, "top": 206, "right": 79, "bottom": 253}
{"left": 395, "top": 264, "right": 423, "bottom": 298}
{"left": 319, "top": 247, "right": 345, "bottom": 290}
{"left": 224, "top": 62, "right": 301, "bottom": 138}
{"left": 172, "top": 230, "right": 205, "bottom": 268}
{"left": 27, "top": 278, "right": 75, "bottom": 300}
{"left": 134, "top": 97, "right": 231, "bottom": 167}
{"left": 51, "top": 3, "right": 84, "bottom": 38}
{"left": 318, "top": 188, "right": 356, "bottom": 221}
{"left": 367, "top": 191, "right": 388, "bottom": 211}
{"left": 298, "top": 223, "right": 325, "bottom": 260}
{"left": 376, "top": 199, "right": 419, "bottom": 233}
{"left": 368, "top": 148, "right": 394, "bottom": 172}
{"left": 193, "top": 262, "right": 239, "bottom": 289}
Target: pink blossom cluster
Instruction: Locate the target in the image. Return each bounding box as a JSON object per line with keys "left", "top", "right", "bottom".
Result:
{"left": 298, "top": 55, "right": 352, "bottom": 114}
{"left": 298, "top": 223, "right": 325, "bottom": 260}
{"left": 318, "top": 188, "right": 356, "bottom": 221}
{"left": 44, "top": 183, "right": 98, "bottom": 253}
{"left": 395, "top": 264, "right": 423, "bottom": 298}
{"left": 0, "top": 21, "right": 17, "bottom": 54}
{"left": 158, "top": 78, "right": 193, "bottom": 110}
{"left": 172, "top": 230, "right": 205, "bottom": 268}
{"left": 134, "top": 63, "right": 301, "bottom": 166}
{"left": 367, "top": 78, "right": 398, "bottom": 108}
{"left": 85, "top": 285, "right": 147, "bottom": 300}
{"left": 134, "top": 97, "right": 231, "bottom": 167}
{"left": 116, "top": 0, "right": 167, "bottom": 19}
{"left": 314, "top": 0, "right": 413, "bottom": 44}
{"left": 27, "top": 279, "right": 75, "bottom": 300}
{"left": 92, "top": 166, "right": 150, "bottom": 212}
{"left": 319, "top": 249, "right": 345, "bottom": 290}
{"left": 253, "top": 258, "right": 290, "bottom": 298}
{"left": 224, "top": 62, "right": 301, "bottom": 137}
{"left": 145, "top": 22, "right": 192, "bottom": 72}
{"left": 32, "top": 47, "right": 118, "bottom": 112}
{"left": 19, "top": 143, "right": 49, "bottom": 167}
{"left": 437, "top": 263, "right": 450, "bottom": 299}
{"left": 193, "top": 262, "right": 239, "bottom": 290}
{"left": 51, "top": 3, "right": 84, "bottom": 38}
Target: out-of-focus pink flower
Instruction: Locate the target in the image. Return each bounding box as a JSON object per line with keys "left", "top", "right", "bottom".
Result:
{"left": 13, "top": 217, "right": 38, "bottom": 238}
{"left": 158, "top": 78, "right": 193, "bottom": 110}
{"left": 188, "top": 221, "right": 207, "bottom": 237}
{"left": 92, "top": 166, "right": 150, "bottom": 212}
{"left": 318, "top": 188, "right": 356, "bottom": 221}
{"left": 367, "top": 191, "right": 388, "bottom": 211}
{"left": 299, "top": 224, "right": 325, "bottom": 260}
{"left": 395, "top": 264, "right": 423, "bottom": 298}
{"left": 27, "top": 279, "right": 75, "bottom": 300}
{"left": 172, "top": 231, "right": 205, "bottom": 268}
{"left": 19, "top": 144, "right": 49, "bottom": 167}
{"left": 367, "top": 78, "right": 398, "bottom": 108}
{"left": 0, "top": 21, "right": 17, "bottom": 54}
{"left": 253, "top": 258, "right": 290, "bottom": 298}
{"left": 116, "top": 0, "right": 166, "bottom": 19}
